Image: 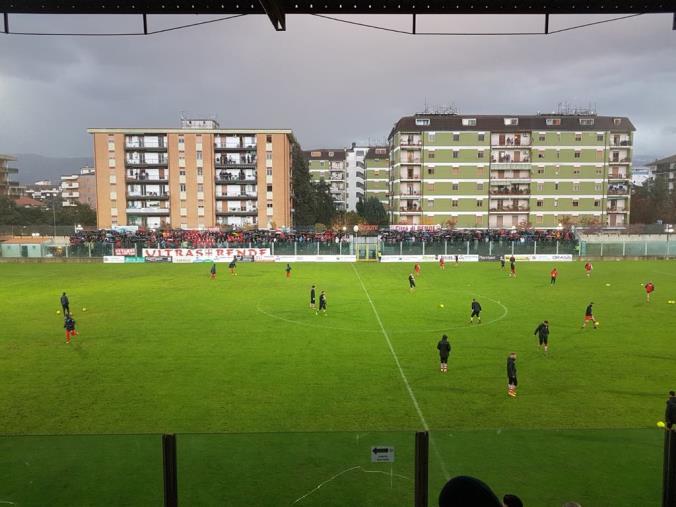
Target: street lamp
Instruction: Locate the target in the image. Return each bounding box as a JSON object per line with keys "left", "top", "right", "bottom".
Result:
{"left": 666, "top": 224, "right": 674, "bottom": 258}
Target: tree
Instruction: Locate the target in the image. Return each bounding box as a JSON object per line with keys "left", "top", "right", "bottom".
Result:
{"left": 0, "top": 197, "right": 22, "bottom": 225}
{"left": 358, "top": 196, "right": 389, "bottom": 227}
{"left": 290, "top": 137, "right": 337, "bottom": 229}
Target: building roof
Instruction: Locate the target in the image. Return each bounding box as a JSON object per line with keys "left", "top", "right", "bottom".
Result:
{"left": 389, "top": 114, "right": 635, "bottom": 139}
{"left": 302, "top": 149, "right": 347, "bottom": 161}
{"left": 14, "top": 196, "right": 48, "bottom": 208}
{"left": 0, "top": 154, "right": 17, "bottom": 161}
{"left": 365, "top": 146, "right": 390, "bottom": 159}
{"left": 88, "top": 128, "right": 292, "bottom": 134}
{"left": 2, "top": 237, "right": 51, "bottom": 244}
{"left": 650, "top": 154, "right": 676, "bottom": 167}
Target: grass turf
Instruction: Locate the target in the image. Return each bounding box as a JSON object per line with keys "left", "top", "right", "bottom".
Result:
{"left": 0, "top": 260, "right": 674, "bottom": 505}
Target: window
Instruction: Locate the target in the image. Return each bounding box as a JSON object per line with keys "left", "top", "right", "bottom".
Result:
{"left": 427, "top": 183, "right": 435, "bottom": 191}
{"left": 428, "top": 152, "right": 435, "bottom": 159}
{"left": 539, "top": 135, "right": 545, "bottom": 142}
{"left": 504, "top": 118, "right": 519, "bottom": 125}
{"left": 267, "top": 184, "right": 273, "bottom": 192}
{"left": 575, "top": 134, "right": 582, "bottom": 142}
{"left": 597, "top": 134, "right": 604, "bottom": 142}
{"left": 546, "top": 118, "right": 561, "bottom": 126}
{"left": 416, "top": 118, "right": 430, "bottom": 126}
{"left": 179, "top": 169, "right": 186, "bottom": 176}
{"left": 427, "top": 167, "right": 435, "bottom": 175}
{"left": 573, "top": 169, "right": 581, "bottom": 175}
{"left": 266, "top": 168, "right": 273, "bottom": 176}
{"left": 477, "top": 167, "right": 484, "bottom": 177}
{"left": 554, "top": 199, "right": 559, "bottom": 208}
{"left": 574, "top": 151, "right": 581, "bottom": 159}
{"left": 596, "top": 168, "right": 603, "bottom": 175}
{"left": 478, "top": 151, "right": 484, "bottom": 159}
{"left": 613, "top": 118, "right": 622, "bottom": 126}
{"left": 537, "top": 200, "right": 544, "bottom": 207}
{"left": 197, "top": 184, "right": 204, "bottom": 192}
{"left": 573, "top": 183, "right": 580, "bottom": 191}
{"left": 476, "top": 200, "right": 483, "bottom": 207}
{"left": 452, "top": 150, "right": 459, "bottom": 159}
{"left": 452, "top": 183, "right": 459, "bottom": 191}
{"left": 196, "top": 151, "right": 203, "bottom": 160}
{"left": 554, "top": 182, "right": 559, "bottom": 190}
{"left": 477, "top": 183, "right": 484, "bottom": 191}
{"left": 596, "top": 150, "right": 604, "bottom": 161}
{"left": 452, "top": 200, "right": 459, "bottom": 207}
{"left": 328, "top": 151, "right": 334, "bottom": 157}
{"left": 453, "top": 134, "right": 460, "bottom": 142}
{"left": 266, "top": 135, "right": 272, "bottom": 143}
{"left": 462, "top": 118, "right": 477, "bottom": 126}
{"left": 536, "top": 215, "right": 544, "bottom": 224}
{"left": 538, "top": 152, "right": 544, "bottom": 159}
{"left": 595, "top": 184, "right": 601, "bottom": 191}
{"left": 266, "top": 152, "right": 273, "bottom": 161}
{"left": 478, "top": 133, "right": 485, "bottom": 142}
{"left": 428, "top": 133, "right": 436, "bottom": 143}
{"left": 594, "top": 200, "right": 600, "bottom": 207}
{"left": 109, "top": 175, "right": 116, "bottom": 184}
{"left": 267, "top": 202, "right": 273, "bottom": 208}
{"left": 537, "top": 183, "right": 544, "bottom": 191}
{"left": 180, "top": 184, "right": 186, "bottom": 192}
{"left": 573, "top": 200, "right": 579, "bottom": 207}
{"left": 197, "top": 167, "right": 203, "bottom": 176}
{"left": 537, "top": 168, "right": 544, "bottom": 175}
{"left": 452, "top": 167, "right": 459, "bottom": 176}
{"left": 579, "top": 118, "right": 595, "bottom": 126}
{"left": 311, "top": 151, "right": 321, "bottom": 157}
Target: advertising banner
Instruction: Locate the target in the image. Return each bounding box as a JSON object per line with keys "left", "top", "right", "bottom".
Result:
{"left": 511, "top": 254, "right": 573, "bottom": 262}
{"left": 273, "top": 255, "right": 357, "bottom": 263}
{"left": 103, "top": 256, "right": 125, "bottom": 263}
{"left": 124, "top": 256, "right": 145, "bottom": 263}
{"left": 144, "top": 256, "right": 172, "bottom": 263}
{"left": 142, "top": 248, "right": 270, "bottom": 262}
{"left": 115, "top": 248, "right": 137, "bottom": 256}
{"left": 380, "top": 255, "right": 479, "bottom": 263}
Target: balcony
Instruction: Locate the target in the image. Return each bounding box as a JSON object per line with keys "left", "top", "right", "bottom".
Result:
{"left": 125, "top": 158, "right": 168, "bottom": 167}
{"left": 608, "top": 173, "right": 628, "bottom": 181}
{"left": 127, "top": 176, "right": 169, "bottom": 183}
{"left": 607, "top": 206, "right": 627, "bottom": 212}
{"left": 401, "top": 172, "right": 422, "bottom": 181}
{"left": 400, "top": 136, "right": 422, "bottom": 147}
{"left": 62, "top": 191, "right": 80, "bottom": 198}
{"left": 609, "top": 137, "right": 632, "bottom": 147}
{"left": 214, "top": 138, "right": 257, "bottom": 151}
{"left": 489, "top": 187, "right": 530, "bottom": 196}
{"left": 216, "top": 171, "right": 257, "bottom": 183}
{"left": 491, "top": 162, "right": 532, "bottom": 170}
{"left": 610, "top": 158, "right": 631, "bottom": 164}
{"left": 216, "top": 193, "right": 258, "bottom": 200}
{"left": 330, "top": 173, "right": 344, "bottom": 181}
{"left": 216, "top": 209, "right": 258, "bottom": 215}
{"left": 126, "top": 207, "right": 170, "bottom": 214}
{"left": 215, "top": 157, "right": 257, "bottom": 167}
{"left": 125, "top": 141, "right": 167, "bottom": 150}
{"left": 490, "top": 171, "right": 530, "bottom": 181}
{"left": 400, "top": 192, "right": 421, "bottom": 198}
{"left": 126, "top": 193, "right": 170, "bottom": 200}
{"left": 491, "top": 134, "right": 531, "bottom": 147}
{"left": 489, "top": 206, "right": 531, "bottom": 212}
{"left": 607, "top": 186, "right": 629, "bottom": 196}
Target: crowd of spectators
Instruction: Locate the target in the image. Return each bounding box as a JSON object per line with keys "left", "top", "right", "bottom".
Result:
{"left": 68, "top": 227, "right": 577, "bottom": 249}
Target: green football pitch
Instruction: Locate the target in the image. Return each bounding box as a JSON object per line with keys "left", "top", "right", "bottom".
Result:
{"left": 0, "top": 260, "right": 674, "bottom": 506}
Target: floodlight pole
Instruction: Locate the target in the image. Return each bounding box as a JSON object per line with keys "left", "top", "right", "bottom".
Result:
{"left": 3, "top": 12, "right": 8, "bottom": 33}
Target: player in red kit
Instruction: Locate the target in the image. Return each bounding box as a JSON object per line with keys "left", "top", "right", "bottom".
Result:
{"left": 439, "top": 256, "right": 445, "bottom": 270}
{"left": 584, "top": 262, "right": 593, "bottom": 277}
{"left": 550, "top": 267, "right": 558, "bottom": 286}
{"left": 644, "top": 281, "right": 655, "bottom": 302}
{"left": 414, "top": 263, "right": 421, "bottom": 276}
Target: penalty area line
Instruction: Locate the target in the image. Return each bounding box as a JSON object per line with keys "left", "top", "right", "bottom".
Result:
{"left": 350, "top": 263, "right": 450, "bottom": 480}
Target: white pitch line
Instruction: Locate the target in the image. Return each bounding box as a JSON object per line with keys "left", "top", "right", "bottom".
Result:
{"left": 351, "top": 264, "right": 450, "bottom": 480}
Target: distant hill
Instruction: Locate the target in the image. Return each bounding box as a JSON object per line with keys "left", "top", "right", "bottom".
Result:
{"left": 14, "top": 154, "right": 93, "bottom": 184}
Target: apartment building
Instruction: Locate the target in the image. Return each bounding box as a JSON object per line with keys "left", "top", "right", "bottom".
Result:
{"left": 304, "top": 149, "right": 347, "bottom": 211}
{"left": 25, "top": 180, "right": 61, "bottom": 202}
{"left": 61, "top": 168, "right": 97, "bottom": 209}
{"left": 647, "top": 154, "right": 676, "bottom": 192}
{"left": 364, "top": 147, "right": 390, "bottom": 207}
{"left": 89, "top": 119, "right": 293, "bottom": 229}
{"left": 388, "top": 113, "right": 634, "bottom": 228}
{"left": 0, "top": 154, "right": 21, "bottom": 198}
{"left": 345, "top": 143, "right": 368, "bottom": 210}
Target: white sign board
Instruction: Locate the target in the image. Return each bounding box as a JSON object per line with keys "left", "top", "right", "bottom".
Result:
{"left": 371, "top": 446, "right": 395, "bottom": 463}
{"left": 380, "top": 255, "right": 479, "bottom": 263}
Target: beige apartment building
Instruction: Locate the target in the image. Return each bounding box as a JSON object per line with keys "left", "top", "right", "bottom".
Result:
{"left": 61, "top": 167, "right": 97, "bottom": 209}
{"left": 89, "top": 119, "right": 293, "bottom": 229}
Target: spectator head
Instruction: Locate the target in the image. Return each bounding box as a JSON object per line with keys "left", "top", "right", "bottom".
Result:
{"left": 438, "top": 475, "right": 501, "bottom": 507}
{"left": 503, "top": 494, "right": 524, "bottom": 507}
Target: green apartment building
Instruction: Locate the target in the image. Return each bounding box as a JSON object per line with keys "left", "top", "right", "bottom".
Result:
{"left": 388, "top": 114, "right": 634, "bottom": 228}
{"left": 304, "top": 149, "right": 347, "bottom": 211}
{"left": 364, "top": 147, "right": 390, "bottom": 208}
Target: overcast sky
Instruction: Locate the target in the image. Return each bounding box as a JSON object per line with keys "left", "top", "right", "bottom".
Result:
{"left": 0, "top": 13, "right": 675, "bottom": 159}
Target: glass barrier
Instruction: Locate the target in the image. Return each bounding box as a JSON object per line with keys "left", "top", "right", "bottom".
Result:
{"left": 177, "top": 431, "right": 414, "bottom": 506}
{"left": 0, "top": 434, "right": 163, "bottom": 506}
{"left": 428, "top": 428, "right": 661, "bottom": 507}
